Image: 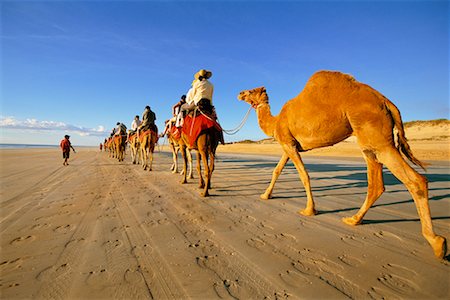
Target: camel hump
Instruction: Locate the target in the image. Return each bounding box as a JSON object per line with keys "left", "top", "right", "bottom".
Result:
{"left": 309, "top": 70, "right": 357, "bottom": 84}
{"left": 385, "top": 99, "right": 426, "bottom": 170}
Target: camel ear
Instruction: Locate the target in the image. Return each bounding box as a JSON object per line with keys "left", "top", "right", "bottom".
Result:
{"left": 260, "top": 87, "right": 266, "bottom": 92}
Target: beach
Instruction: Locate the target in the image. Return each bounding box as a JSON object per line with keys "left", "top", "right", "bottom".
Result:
{"left": 1, "top": 141, "right": 449, "bottom": 299}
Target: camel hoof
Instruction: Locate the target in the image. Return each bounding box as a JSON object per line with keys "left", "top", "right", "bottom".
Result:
{"left": 299, "top": 208, "right": 317, "bottom": 216}
{"left": 201, "top": 191, "right": 209, "bottom": 197}
{"left": 342, "top": 216, "right": 362, "bottom": 226}
{"left": 181, "top": 180, "right": 187, "bottom": 184}
{"left": 260, "top": 193, "right": 272, "bottom": 200}
{"left": 431, "top": 236, "right": 447, "bottom": 259}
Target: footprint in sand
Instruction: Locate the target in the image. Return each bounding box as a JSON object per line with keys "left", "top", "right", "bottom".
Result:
{"left": 340, "top": 234, "right": 365, "bottom": 248}
{"left": 246, "top": 238, "right": 268, "bottom": 252}
{"left": 337, "top": 254, "right": 362, "bottom": 267}
{"left": 10, "top": 235, "right": 35, "bottom": 246}
{"left": 279, "top": 269, "right": 312, "bottom": 286}
{"left": 124, "top": 268, "right": 146, "bottom": 284}
{"left": 103, "top": 239, "right": 123, "bottom": 253}
{"left": 131, "top": 244, "right": 153, "bottom": 258}
{"left": 373, "top": 230, "right": 403, "bottom": 241}
{"left": 36, "top": 263, "right": 71, "bottom": 281}
{"left": 258, "top": 221, "right": 275, "bottom": 231}
{"left": 53, "top": 224, "right": 75, "bottom": 233}
{"left": 65, "top": 238, "right": 86, "bottom": 249}
{"left": 374, "top": 263, "right": 419, "bottom": 297}
{"left": 0, "top": 257, "right": 26, "bottom": 272}
{"left": 30, "top": 223, "right": 51, "bottom": 231}
{"left": 86, "top": 268, "right": 109, "bottom": 286}
{"left": 276, "top": 233, "right": 297, "bottom": 242}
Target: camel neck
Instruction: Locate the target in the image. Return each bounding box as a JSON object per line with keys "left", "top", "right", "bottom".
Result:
{"left": 256, "top": 103, "right": 277, "bottom": 137}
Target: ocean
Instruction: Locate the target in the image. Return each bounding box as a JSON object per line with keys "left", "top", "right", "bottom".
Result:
{"left": 0, "top": 143, "right": 59, "bottom": 149}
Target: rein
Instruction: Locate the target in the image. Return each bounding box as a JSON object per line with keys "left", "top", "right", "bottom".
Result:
{"left": 221, "top": 106, "right": 253, "bottom": 135}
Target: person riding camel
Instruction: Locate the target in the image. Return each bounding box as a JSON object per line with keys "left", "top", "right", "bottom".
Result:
{"left": 128, "top": 115, "right": 141, "bottom": 140}
{"left": 138, "top": 105, "right": 157, "bottom": 137}
{"left": 180, "top": 69, "right": 224, "bottom": 144}
{"left": 181, "top": 69, "right": 214, "bottom": 116}
{"left": 114, "top": 122, "right": 127, "bottom": 136}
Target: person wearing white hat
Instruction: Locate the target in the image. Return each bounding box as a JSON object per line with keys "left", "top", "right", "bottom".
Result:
{"left": 181, "top": 69, "right": 214, "bottom": 115}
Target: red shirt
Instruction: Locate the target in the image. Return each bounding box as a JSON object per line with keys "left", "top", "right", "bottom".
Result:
{"left": 60, "top": 138, "right": 71, "bottom": 152}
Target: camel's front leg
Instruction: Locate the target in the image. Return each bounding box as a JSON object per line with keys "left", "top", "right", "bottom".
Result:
{"left": 261, "top": 153, "right": 289, "bottom": 200}
{"left": 282, "top": 144, "right": 317, "bottom": 216}
{"left": 187, "top": 149, "right": 194, "bottom": 179}
{"left": 171, "top": 144, "right": 177, "bottom": 173}
{"left": 180, "top": 145, "right": 188, "bottom": 184}
{"left": 343, "top": 151, "right": 384, "bottom": 226}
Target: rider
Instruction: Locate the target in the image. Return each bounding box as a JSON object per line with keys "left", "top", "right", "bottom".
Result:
{"left": 181, "top": 69, "right": 214, "bottom": 115}
{"left": 114, "top": 122, "right": 127, "bottom": 136}
{"left": 138, "top": 105, "right": 157, "bottom": 136}
{"left": 128, "top": 115, "right": 141, "bottom": 139}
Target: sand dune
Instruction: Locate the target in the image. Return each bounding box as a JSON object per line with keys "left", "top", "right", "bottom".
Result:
{"left": 1, "top": 147, "right": 448, "bottom": 299}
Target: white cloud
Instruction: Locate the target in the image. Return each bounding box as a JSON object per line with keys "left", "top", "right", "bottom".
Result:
{"left": 0, "top": 116, "right": 107, "bottom": 137}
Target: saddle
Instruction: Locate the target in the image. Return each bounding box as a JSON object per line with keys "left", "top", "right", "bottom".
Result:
{"left": 182, "top": 112, "right": 223, "bottom": 148}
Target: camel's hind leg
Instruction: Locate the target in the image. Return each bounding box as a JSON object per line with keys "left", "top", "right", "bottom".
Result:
{"left": 378, "top": 147, "right": 447, "bottom": 259}
{"left": 282, "top": 145, "right": 317, "bottom": 216}
{"left": 343, "top": 150, "right": 385, "bottom": 225}
{"left": 261, "top": 153, "right": 289, "bottom": 200}
{"left": 200, "top": 150, "right": 210, "bottom": 197}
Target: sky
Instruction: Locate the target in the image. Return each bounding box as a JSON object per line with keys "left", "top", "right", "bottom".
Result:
{"left": 1, "top": 0, "right": 448, "bottom": 146}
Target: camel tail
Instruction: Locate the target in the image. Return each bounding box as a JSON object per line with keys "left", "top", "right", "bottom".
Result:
{"left": 385, "top": 99, "right": 427, "bottom": 171}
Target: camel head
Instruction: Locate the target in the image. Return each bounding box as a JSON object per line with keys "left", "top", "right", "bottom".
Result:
{"left": 238, "top": 87, "right": 269, "bottom": 109}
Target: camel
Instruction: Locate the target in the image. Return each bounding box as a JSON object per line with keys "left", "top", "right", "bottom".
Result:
{"left": 114, "top": 134, "right": 126, "bottom": 162}
{"left": 180, "top": 126, "right": 220, "bottom": 197}
{"left": 166, "top": 128, "right": 194, "bottom": 179}
{"left": 238, "top": 70, "right": 446, "bottom": 259}
{"left": 128, "top": 132, "right": 140, "bottom": 164}
{"left": 139, "top": 130, "right": 158, "bottom": 171}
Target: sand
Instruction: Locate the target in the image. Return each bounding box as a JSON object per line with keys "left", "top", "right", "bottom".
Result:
{"left": 1, "top": 143, "right": 449, "bottom": 299}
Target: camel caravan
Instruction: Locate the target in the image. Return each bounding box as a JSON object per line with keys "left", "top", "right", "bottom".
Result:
{"left": 101, "top": 69, "right": 446, "bottom": 259}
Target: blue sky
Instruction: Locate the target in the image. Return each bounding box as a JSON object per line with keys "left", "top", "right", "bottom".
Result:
{"left": 1, "top": 0, "right": 448, "bottom": 146}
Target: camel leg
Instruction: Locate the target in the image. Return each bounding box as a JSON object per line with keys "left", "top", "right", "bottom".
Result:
{"left": 187, "top": 149, "right": 194, "bottom": 179}
{"left": 180, "top": 145, "right": 188, "bottom": 184}
{"left": 197, "top": 151, "right": 205, "bottom": 189}
{"left": 282, "top": 145, "right": 317, "bottom": 216}
{"left": 171, "top": 144, "right": 178, "bottom": 173}
{"left": 148, "top": 149, "right": 153, "bottom": 171}
{"left": 378, "top": 147, "right": 446, "bottom": 259}
{"left": 343, "top": 150, "right": 385, "bottom": 225}
{"left": 207, "top": 151, "right": 214, "bottom": 190}
{"left": 261, "top": 153, "right": 289, "bottom": 200}
{"left": 201, "top": 149, "right": 210, "bottom": 197}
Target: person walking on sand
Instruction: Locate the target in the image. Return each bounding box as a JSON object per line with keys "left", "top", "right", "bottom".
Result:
{"left": 60, "top": 135, "right": 76, "bottom": 166}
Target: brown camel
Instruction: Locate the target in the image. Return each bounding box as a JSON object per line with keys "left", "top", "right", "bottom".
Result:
{"left": 114, "top": 134, "right": 126, "bottom": 162}
{"left": 167, "top": 130, "right": 194, "bottom": 179}
{"left": 139, "top": 130, "right": 158, "bottom": 171}
{"left": 128, "top": 133, "right": 140, "bottom": 164}
{"left": 180, "top": 127, "right": 219, "bottom": 197}
{"left": 238, "top": 70, "right": 446, "bottom": 259}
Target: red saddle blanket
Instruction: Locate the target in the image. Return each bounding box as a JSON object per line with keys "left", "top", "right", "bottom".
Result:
{"left": 182, "top": 114, "right": 222, "bottom": 147}
{"left": 139, "top": 130, "right": 158, "bottom": 143}
{"left": 170, "top": 126, "right": 181, "bottom": 140}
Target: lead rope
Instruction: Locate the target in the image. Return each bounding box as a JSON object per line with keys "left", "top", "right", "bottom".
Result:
{"left": 221, "top": 106, "right": 253, "bottom": 135}
{"left": 196, "top": 105, "right": 252, "bottom": 135}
